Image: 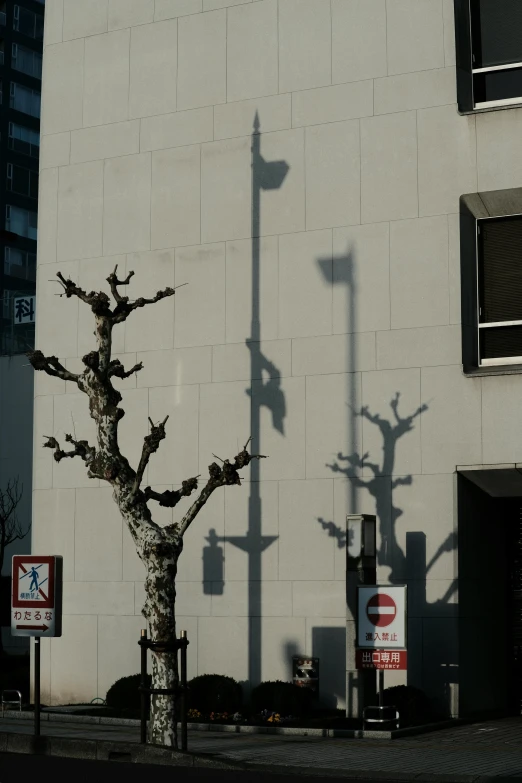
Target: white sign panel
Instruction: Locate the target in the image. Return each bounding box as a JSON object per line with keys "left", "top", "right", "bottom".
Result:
{"left": 13, "top": 295, "right": 35, "bottom": 325}
{"left": 357, "top": 585, "right": 407, "bottom": 649}
{"left": 11, "top": 555, "right": 63, "bottom": 638}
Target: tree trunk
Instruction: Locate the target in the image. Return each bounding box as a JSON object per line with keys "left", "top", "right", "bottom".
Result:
{"left": 143, "top": 550, "right": 180, "bottom": 747}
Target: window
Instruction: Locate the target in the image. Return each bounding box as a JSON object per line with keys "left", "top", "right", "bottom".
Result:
{"left": 10, "top": 82, "right": 40, "bottom": 117}
{"left": 4, "top": 247, "right": 36, "bottom": 281}
{"left": 13, "top": 5, "right": 43, "bottom": 40}
{"left": 8, "top": 122, "right": 40, "bottom": 157}
{"left": 5, "top": 204, "right": 37, "bottom": 240}
{"left": 455, "top": 0, "right": 522, "bottom": 111}
{"left": 460, "top": 189, "right": 522, "bottom": 370}
{"left": 12, "top": 43, "right": 42, "bottom": 79}
{"left": 7, "top": 163, "right": 38, "bottom": 199}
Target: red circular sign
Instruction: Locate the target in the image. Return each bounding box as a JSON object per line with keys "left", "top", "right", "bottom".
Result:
{"left": 366, "top": 593, "right": 396, "bottom": 627}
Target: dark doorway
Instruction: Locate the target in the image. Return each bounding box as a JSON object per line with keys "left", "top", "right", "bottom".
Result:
{"left": 506, "top": 502, "right": 522, "bottom": 715}
{"left": 458, "top": 472, "right": 522, "bottom": 718}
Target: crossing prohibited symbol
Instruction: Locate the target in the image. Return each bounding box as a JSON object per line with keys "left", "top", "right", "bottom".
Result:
{"left": 11, "top": 555, "right": 63, "bottom": 637}
{"left": 366, "top": 593, "right": 397, "bottom": 627}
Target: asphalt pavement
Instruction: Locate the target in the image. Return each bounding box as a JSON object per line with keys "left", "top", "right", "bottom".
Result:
{"left": 0, "top": 753, "right": 405, "bottom": 783}
{"left": 3, "top": 714, "right": 522, "bottom": 781}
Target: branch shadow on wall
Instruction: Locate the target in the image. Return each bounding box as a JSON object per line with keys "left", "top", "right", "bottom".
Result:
{"left": 202, "top": 115, "right": 288, "bottom": 690}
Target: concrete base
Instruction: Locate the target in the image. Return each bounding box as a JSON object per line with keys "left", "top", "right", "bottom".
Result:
{"left": 0, "top": 710, "right": 459, "bottom": 739}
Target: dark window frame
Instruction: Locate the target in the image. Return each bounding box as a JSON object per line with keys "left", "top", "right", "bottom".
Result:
{"left": 461, "top": 188, "right": 522, "bottom": 373}
{"left": 454, "top": 0, "right": 522, "bottom": 112}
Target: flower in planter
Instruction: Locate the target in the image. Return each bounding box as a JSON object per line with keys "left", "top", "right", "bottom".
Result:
{"left": 187, "top": 708, "right": 202, "bottom": 719}
{"left": 232, "top": 712, "right": 242, "bottom": 722}
{"left": 267, "top": 712, "right": 281, "bottom": 723}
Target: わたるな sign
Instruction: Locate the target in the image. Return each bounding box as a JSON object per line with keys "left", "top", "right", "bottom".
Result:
{"left": 11, "top": 555, "right": 63, "bottom": 637}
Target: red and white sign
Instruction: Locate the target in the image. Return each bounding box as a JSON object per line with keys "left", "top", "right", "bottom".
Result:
{"left": 357, "top": 585, "right": 406, "bottom": 649}
{"left": 367, "top": 593, "right": 396, "bottom": 627}
{"left": 11, "top": 555, "right": 63, "bottom": 638}
{"left": 356, "top": 649, "right": 407, "bottom": 670}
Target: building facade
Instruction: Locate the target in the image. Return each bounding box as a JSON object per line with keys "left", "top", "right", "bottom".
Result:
{"left": 0, "top": 0, "right": 42, "bottom": 353}
{"left": 0, "top": 0, "right": 42, "bottom": 653}
{"left": 33, "top": 0, "right": 522, "bottom": 718}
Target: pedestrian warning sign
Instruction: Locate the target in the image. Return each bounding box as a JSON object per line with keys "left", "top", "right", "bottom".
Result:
{"left": 11, "top": 555, "right": 63, "bottom": 637}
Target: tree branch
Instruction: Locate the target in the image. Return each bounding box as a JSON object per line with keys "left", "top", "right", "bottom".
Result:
{"left": 106, "top": 264, "right": 135, "bottom": 303}
{"left": 132, "top": 417, "right": 169, "bottom": 497}
{"left": 56, "top": 272, "right": 112, "bottom": 316}
{"left": 112, "top": 285, "right": 182, "bottom": 324}
{"left": 27, "top": 350, "right": 79, "bottom": 384}
{"left": 108, "top": 359, "right": 143, "bottom": 379}
{"left": 0, "top": 478, "right": 26, "bottom": 549}
{"left": 143, "top": 477, "right": 200, "bottom": 508}
{"left": 44, "top": 434, "right": 96, "bottom": 467}
{"left": 175, "top": 438, "right": 265, "bottom": 540}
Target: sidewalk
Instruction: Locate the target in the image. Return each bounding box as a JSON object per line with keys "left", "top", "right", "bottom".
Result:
{"left": 2, "top": 712, "right": 522, "bottom": 781}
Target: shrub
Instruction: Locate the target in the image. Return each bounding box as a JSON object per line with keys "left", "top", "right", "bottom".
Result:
{"left": 187, "top": 674, "right": 242, "bottom": 714}
{"left": 106, "top": 673, "right": 151, "bottom": 712}
{"left": 382, "top": 685, "right": 431, "bottom": 726}
{"left": 250, "top": 680, "right": 313, "bottom": 717}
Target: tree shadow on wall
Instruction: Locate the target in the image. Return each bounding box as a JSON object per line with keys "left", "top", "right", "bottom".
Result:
{"left": 317, "top": 395, "right": 460, "bottom": 716}
{"left": 321, "top": 393, "right": 427, "bottom": 578}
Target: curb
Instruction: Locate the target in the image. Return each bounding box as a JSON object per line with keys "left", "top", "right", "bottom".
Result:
{"left": 0, "top": 710, "right": 458, "bottom": 739}
{"left": 0, "top": 728, "right": 519, "bottom": 783}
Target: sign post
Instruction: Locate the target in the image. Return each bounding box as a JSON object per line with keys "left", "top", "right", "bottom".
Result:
{"left": 11, "top": 555, "right": 63, "bottom": 736}
{"left": 356, "top": 585, "right": 407, "bottom": 727}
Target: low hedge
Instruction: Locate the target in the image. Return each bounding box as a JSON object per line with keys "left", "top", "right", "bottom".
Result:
{"left": 250, "top": 680, "right": 314, "bottom": 717}
{"left": 187, "top": 674, "right": 242, "bottom": 714}
{"left": 106, "top": 673, "right": 151, "bottom": 712}
{"left": 382, "top": 685, "right": 432, "bottom": 725}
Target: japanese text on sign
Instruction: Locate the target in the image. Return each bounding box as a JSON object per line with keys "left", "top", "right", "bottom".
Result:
{"left": 355, "top": 649, "right": 407, "bottom": 671}
{"left": 14, "top": 296, "right": 35, "bottom": 325}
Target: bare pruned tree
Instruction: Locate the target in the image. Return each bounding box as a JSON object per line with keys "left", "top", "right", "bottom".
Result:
{"left": 0, "top": 478, "right": 27, "bottom": 656}
{"left": 27, "top": 268, "right": 264, "bottom": 747}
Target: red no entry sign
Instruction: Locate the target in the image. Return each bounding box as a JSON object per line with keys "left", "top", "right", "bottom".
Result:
{"left": 357, "top": 585, "right": 407, "bottom": 649}
{"left": 366, "top": 593, "right": 397, "bottom": 627}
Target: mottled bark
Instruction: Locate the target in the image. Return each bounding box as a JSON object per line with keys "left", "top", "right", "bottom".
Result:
{"left": 28, "top": 266, "right": 263, "bottom": 748}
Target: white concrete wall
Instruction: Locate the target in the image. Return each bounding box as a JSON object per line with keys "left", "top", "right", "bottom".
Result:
{"left": 33, "top": 0, "right": 522, "bottom": 712}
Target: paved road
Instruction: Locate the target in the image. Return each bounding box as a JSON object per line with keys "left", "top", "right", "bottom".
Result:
{"left": 3, "top": 716, "right": 522, "bottom": 780}
{"left": 0, "top": 753, "right": 401, "bottom": 783}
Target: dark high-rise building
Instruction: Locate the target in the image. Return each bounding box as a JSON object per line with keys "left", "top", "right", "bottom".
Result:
{"left": 0, "top": 0, "right": 43, "bottom": 354}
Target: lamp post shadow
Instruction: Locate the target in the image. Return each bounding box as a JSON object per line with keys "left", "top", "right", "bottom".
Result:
{"left": 203, "top": 115, "right": 289, "bottom": 689}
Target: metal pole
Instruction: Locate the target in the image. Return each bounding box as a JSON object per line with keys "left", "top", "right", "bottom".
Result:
{"left": 180, "top": 630, "right": 187, "bottom": 752}
{"left": 34, "top": 637, "right": 40, "bottom": 737}
{"left": 378, "top": 670, "right": 384, "bottom": 708}
{"left": 140, "top": 629, "right": 147, "bottom": 744}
